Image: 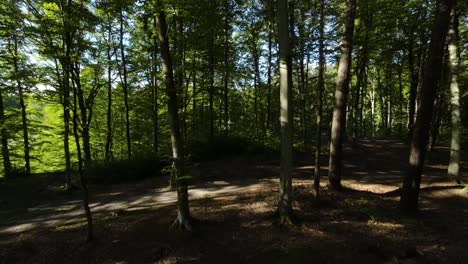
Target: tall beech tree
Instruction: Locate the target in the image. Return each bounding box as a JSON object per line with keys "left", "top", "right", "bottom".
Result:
{"left": 328, "top": 0, "right": 356, "bottom": 191}
{"left": 400, "top": 0, "right": 454, "bottom": 212}
{"left": 277, "top": 0, "right": 293, "bottom": 223}
{"left": 313, "top": 0, "right": 326, "bottom": 198}
{"left": 447, "top": 8, "right": 462, "bottom": 184}
{"left": 156, "top": 1, "right": 191, "bottom": 230}
{"left": 0, "top": 85, "right": 11, "bottom": 178}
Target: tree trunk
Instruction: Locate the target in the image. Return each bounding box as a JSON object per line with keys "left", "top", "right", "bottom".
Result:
{"left": 370, "top": 80, "right": 376, "bottom": 137}
{"left": 447, "top": 9, "right": 462, "bottom": 183}
{"left": 328, "top": 0, "right": 356, "bottom": 191}
{"left": 407, "top": 41, "right": 418, "bottom": 142}
{"left": 11, "top": 35, "right": 30, "bottom": 175}
{"left": 72, "top": 74, "right": 93, "bottom": 242}
{"left": 61, "top": 2, "right": 73, "bottom": 188}
{"left": 62, "top": 62, "right": 72, "bottom": 188}
{"left": 266, "top": 3, "right": 273, "bottom": 132}
{"left": 398, "top": 58, "right": 404, "bottom": 137}
{"left": 314, "top": 0, "right": 325, "bottom": 198}
{"left": 119, "top": 8, "right": 131, "bottom": 159}
{"left": 156, "top": 5, "right": 191, "bottom": 229}
{"left": 223, "top": 1, "right": 230, "bottom": 136}
{"left": 152, "top": 17, "right": 159, "bottom": 156}
{"left": 72, "top": 64, "right": 92, "bottom": 165}
{"left": 400, "top": 0, "right": 453, "bottom": 212}
{"left": 105, "top": 24, "right": 113, "bottom": 162}
{"left": 0, "top": 87, "right": 11, "bottom": 178}
{"left": 208, "top": 35, "right": 215, "bottom": 142}
{"left": 277, "top": 0, "right": 293, "bottom": 223}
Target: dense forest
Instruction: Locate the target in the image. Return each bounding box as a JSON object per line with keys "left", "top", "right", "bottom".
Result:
{"left": 0, "top": 0, "right": 467, "bottom": 262}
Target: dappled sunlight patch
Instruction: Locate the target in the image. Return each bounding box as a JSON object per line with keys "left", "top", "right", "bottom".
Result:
{"left": 346, "top": 181, "right": 400, "bottom": 194}
{"left": 53, "top": 221, "right": 87, "bottom": 232}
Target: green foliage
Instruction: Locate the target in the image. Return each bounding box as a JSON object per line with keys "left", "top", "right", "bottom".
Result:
{"left": 0, "top": 0, "right": 466, "bottom": 182}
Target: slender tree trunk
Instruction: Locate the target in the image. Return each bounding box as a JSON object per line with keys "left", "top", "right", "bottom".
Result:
{"left": 298, "top": 10, "right": 307, "bottom": 147}
{"left": 370, "top": 80, "right": 376, "bottom": 137}
{"left": 314, "top": 0, "right": 326, "bottom": 198}
{"left": 266, "top": 6, "right": 273, "bottom": 132}
{"left": 156, "top": 5, "right": 191, "bottom": 229}
{"left": 0, "top": 88, "right": 11, "bottom": 178}
{"left": 72, "top": 64, "right": 91, "bottom": 164}
{"left": 328, "top": 0, "right": 356, "bottom": 191}
{"left": 223, "top": 1, "right": 230, "bottom": 136}
{"left": 386, "top": 67, "right": 392, "bottom": 135}
{"left": 119, "top": 8, "right": 131, "bottom": 159}
{"left": 11, "top": 36, "right": 30, "bottom": 175}
{"left": 398, "top": 58, "right": 404, "bottom": 137}
{"left": 208, "top": 36, "right": 215, "bottom": 142}
{"left": 62, "top": 6, "right": 73, "bottom": 189}
{"left": 277, "top": 0, "right": 293, "bottom": 223}
{"left": 62, "top": 64, "right": 72, "bottom": 188}
{"left": 447, "top": 9, "right": 462, "bottom": 183}
{"left": 105, "top": 24, "right": 113, "bottom": 162}
{"left": 72, "top": 77, "right": 93, "bottom": 242}
{"left": 359, "top": 71, "right": 368, "bottom": 137}
{"left": 152, "top": 17, "right": 159, "bottom": 156}
{"left": 400, "top": 0, "right": 453, "bottom": 212}
{"left": 252, "top": 41, "right": 260, "bottom": 135}
{"left": 353, "top": 33, "right": 369, "bottom": 139}
{"left": 407, "top": 42, "right": 418, "bottom": 142}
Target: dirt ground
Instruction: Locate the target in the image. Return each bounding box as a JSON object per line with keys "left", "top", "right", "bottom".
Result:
{"left": 0, "top": 139, "right": 467, "bottom": 264}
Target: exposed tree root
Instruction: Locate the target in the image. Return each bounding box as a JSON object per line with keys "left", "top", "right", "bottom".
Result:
{"left": 279, "top": 215, "right": 294, "bottom": 226}
{"left": 171, "top": 218, "right": 192, "bottom": 231}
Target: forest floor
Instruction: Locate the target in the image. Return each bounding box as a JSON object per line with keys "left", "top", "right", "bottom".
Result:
{"left": 0, "top": 139, "right": 467, "bottom": 264}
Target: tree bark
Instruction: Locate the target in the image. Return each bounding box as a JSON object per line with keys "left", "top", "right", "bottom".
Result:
{"left": 400, "top": 0, "right": 453, "bottom": 212}
{"left": 0, "top": 87, "right": 11, "bottom": 178}
{"left": 156, "top": 4, "right": 191, "bottom": 229}
{"left": 266, "top": 1, "right": 273, "bottom": 132}
{"left": 152, "top": 17, "right": 159, "bottom": 156}
{"left": 407, "top": 40, "right": 418, "bottom": 142}
{"left": 328, "top": 0, "right": 356, "bottom": 191}
{"left": 277, "top": 0, "right": 293, "bottom": 222}
{"left": 223, "top": 1, "right": 231, "bottom": 136}
{"left": 208, "top": 34, "right": 215, "bottom": 142}
{"left": 72, "top": 73, "right": 93, "bottom": 242}
{"left": 314, "top": 0, "right": 325, "bottom": 198}
{"left": 62, "top": 0, "right": 73, "bottom": 189}
{"left": 11, "top": 35, "right": 31, "bottom": 175}
{"left": 72, "top": 64, "right": 92, "bottom": 165}
{"left": 105, "top": 24, "right": 113, "bottom": 162}
{"left": 447, "top": 9, "right": 462, "bottom": 183}
{"left": 119, "top": 7, "right": 131, "bottom": 159}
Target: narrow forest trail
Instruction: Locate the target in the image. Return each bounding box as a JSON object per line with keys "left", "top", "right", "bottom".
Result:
{"left": 1, "top": 139, "right": 467, "bottom": 263}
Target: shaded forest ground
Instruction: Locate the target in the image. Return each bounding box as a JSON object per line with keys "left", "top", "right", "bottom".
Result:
{"left": 0, "top": 139, "right": 467, "bottom": 263}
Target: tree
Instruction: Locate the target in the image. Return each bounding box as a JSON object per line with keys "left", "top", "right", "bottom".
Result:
{"left": 118, "top": 2, "right": 132, "bottom": 159}
{"left": 0, "top": 84, "right": 11, "bottom": 178}
{"left": 447, "top": 7, "right": 462, "bottom": 184}
{"left": 2, "top": 0, "right": 31, "bottom": 175}
{"left": 277, "top": 0, "right": 293, "bottom": 223}
{"left": 314, "top": 0, "right": 326, "bottom": 198}
{"left": 156, "top": 1, "right": 191, "bottom": 230}
{"left": 328, "top": 0, "right": 356, "bottom": 191}
{"left": 400, "top": 0, "right": 454, "bottom": 212}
